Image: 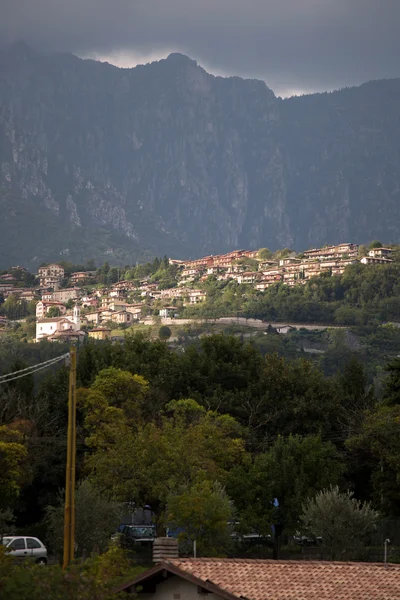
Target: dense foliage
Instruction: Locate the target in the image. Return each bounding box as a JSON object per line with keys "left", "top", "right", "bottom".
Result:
{"left": 0, "top": 332, "right": 399, "bottom": 563}
{"left": 0, "top": 544, "right": 141, "bottom": 599}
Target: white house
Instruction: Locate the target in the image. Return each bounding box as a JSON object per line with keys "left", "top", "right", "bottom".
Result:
{"left": 368, "top": 247, "right": 393, "bottom": 258}
{"left": 36, "top": 306, "right": 81, "bottom": 341}
{"left": 361, "top": 256, "right": 393, "bottom": 265}
{"left": 159, "top": 307, "right": 177, "bottom": 318}
{"left": 185, "top": 290, "right": 207, "bottom": 305}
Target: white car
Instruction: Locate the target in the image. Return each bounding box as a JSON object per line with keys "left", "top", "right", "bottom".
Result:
{"left": 1, "top": 536, "right": 48, "bottom": 564}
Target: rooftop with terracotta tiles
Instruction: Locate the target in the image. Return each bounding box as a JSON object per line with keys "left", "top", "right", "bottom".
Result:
{"left": 119, "top": 557, "right": 400, "bottom": 599}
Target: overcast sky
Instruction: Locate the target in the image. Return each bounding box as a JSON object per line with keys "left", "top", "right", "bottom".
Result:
{"left": 2, "top": 0, "right": 399, "bottom": 96}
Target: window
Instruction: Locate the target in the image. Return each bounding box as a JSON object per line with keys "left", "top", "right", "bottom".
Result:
{"left": 9, "top": 538, "right": 25, "bottom": 550}
{"left": 27, "top": 538, "right": 41, "bottom": 549}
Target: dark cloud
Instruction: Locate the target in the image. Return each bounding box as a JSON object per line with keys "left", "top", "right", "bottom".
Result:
{"left": 1, "top": 0, "right": 399, "bottom": 95}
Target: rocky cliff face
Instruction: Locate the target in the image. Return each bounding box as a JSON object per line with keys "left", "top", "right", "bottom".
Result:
{"left": 1, "top": 43, "right": 400, "bottom": 267}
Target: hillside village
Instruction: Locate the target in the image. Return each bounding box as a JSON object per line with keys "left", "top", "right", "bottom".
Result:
{"left": 0, "top": 242, "right": 397, "bottom": 343}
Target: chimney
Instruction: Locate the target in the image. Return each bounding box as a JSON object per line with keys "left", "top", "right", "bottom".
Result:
{"left": 152, "top": 537, "right": 179, "bottom": 564}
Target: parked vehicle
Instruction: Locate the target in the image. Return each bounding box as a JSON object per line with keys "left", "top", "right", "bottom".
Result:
{"left": 1, "top": 536, "right": 48, "bottom": 564}
{"left": 116, "top": 525, "right": 156, "bottom": 551}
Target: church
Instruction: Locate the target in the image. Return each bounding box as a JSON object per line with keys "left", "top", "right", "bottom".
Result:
{"left": 35, "top": 306, "right": 86, "bottom": 343}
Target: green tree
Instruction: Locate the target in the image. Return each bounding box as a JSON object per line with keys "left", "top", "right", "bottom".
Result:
{"left": 230, "top": 435, "right": 344, "bottom": 538}
{"left": 45, "top": 480, "right": 122, "bottom": 558}
{"left": 0, "top": 543, "right": 138, "bottom": 599}
{"left": 78, "top": 369, "right": 150, "bottom": 460}
{"left": 158, "top": 325, "right": 172, "bottom": 341}
{"left": 167, "top": 480, "right": 233, "bottom": 556}
{"left": 47, "top": 306, "right": 61, "bottom": 318}
{"left": 0, "top": 508, "right": 16, "bottom": 538}
{"left": 347, "top": 405, "right": 400, "bottom": 515}
{"left": 65, "top": 298, "right": 75, "bottom": 309}
{"left": 334, "top": 306, "right": 364, "bottom": 326}
{"left": 258, "top": 248, "right": 273, "bottom": 260}
{"left": 0, "top": 426, "right": 28, "bottom": 509}
{"left": 88, "top": 367, "right": 148, "bottom": 421}
{"left": 301, "top": 486, "right": 379, "bottom": 560}
{"left": 369, "top": 240, "right": 383, "bottom": 249}
{"left": 383, "top": 358, "right": 400, "bottom": 405}
{"left": 85, "top": 399, "right": 245, "bottom": 524}
{"left": 245, "top": 353, "right": 341, "bottom": 446}
{"left": 335, "top": 356, "right": 376, "bottom": 438}
{"left": 0, "top": 295, "right": 28, "bottom": 320}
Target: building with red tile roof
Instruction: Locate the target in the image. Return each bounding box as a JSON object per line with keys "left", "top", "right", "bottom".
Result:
{"left": 117, "top": 557, "right": 400, "bottom": 599}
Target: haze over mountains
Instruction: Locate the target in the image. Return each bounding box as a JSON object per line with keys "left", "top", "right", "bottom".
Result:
{"left": 0, "top": 42, "right": 400, "bottom": 268}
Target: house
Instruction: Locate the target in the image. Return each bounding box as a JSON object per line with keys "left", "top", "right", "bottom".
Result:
{"left": 36, "top": 301, "right": 67, "bottom": 319}
{"left": 46, "top": 329, "right": 86, "bottom": 343}
{"left": 160, "top": 289, "right": 183, "bottom": 300}
{"left": 41, "top": 291, "right": 54, "bottom": 302}
{"left": 109, "top": 288, "right": 127, "bottom": 298}
{"left": 88, "top": 327, "right": 112, "bottom": 341}
{"left": 368, "top": 247, "right": 393, "bottom": 258}
{"left": 125, "top": 305, "right": 144, "bottom": 320}
{"left": 52, "top": 288, "right": 80, "bottom": 303}
{"left": 70, "top": 271, "right": 93, "bottom": 284}
{"left": 181, "top": 267, "right": 203, "bottom": 281}
{"left": 81, "top": 297, "right": 98, "bottom": 309}
{"left": 39, "top": 276, "right": 61, "bottom": 290}
{"left": 279, "top": 257, "right": 301, "bottom": 267}
{"left": 255, "top": 275, "right": 282, "bottom": 291}
{"left": 35, "top": 306, "right": 81, "bottom": 341}
{"left": 276, "top": 325, "right": 296, "bottom": 334}
{"left": 111, "top": 310, "right": 132, "bottom": 324}
{"left": 117, "top": 558, "right": 400, "bottom": 599}
{"left": 0, "top": 273, "right": 17, "bottom": 282}
{"left": 185, "top": 290, "right": 207, "bottom": 304}
{"left": 258, "top": 260, "right": 278, "bottom": 270}
{"left": 207, "top": 266, "right": 222, "bottom": 275}
{"left": 241, "top": 249, "right": 259, "bottom": 259}
{"left": 99, "top": 308, "right": 115, "bottom": 322}
{"left": 159, "top": 307, "right": 177, "bottom": 318}
{"left": 36, "top": 317, "right": 71, "bottom": 340}
{"left": 303, "top": 243, "right": 359, "bottom": 261}
{"left": 236, "top": 272, "right": 261, "bottom": 285}
{"left": 19, "top": 290, "right": 37, "bottom": 302}
{"left": 361, "top": 256, "right": 393, "bottom": 265}
{"left": 86, "top": 311, "right": 102, "bottom": 325}
{"left": 38, "top": 264, "right": 65, "bottom": 287}
{"left": 3, "top": 287, "right": 27, "bottom": 298}
{"left": 106, "top": 300, "right": 134, "bottom": 312}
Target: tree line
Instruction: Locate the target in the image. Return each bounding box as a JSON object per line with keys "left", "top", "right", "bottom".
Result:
{"left": 1, "top": 333, "right": 399, "bottom": 562}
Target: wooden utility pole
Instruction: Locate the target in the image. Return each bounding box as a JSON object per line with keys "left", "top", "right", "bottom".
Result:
{"left": 63, "top": 346, "right": 77, "bottom": 569}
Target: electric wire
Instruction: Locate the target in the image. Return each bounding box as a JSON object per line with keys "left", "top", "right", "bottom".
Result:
{"left": 0, "top": 353, "right": 69, "bottom": 384}
{"left": 0, "top": 353, "right": 69, "bottom": 380}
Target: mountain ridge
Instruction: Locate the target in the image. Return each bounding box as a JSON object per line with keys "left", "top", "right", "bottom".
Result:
{"left": 0, "top": 43, "right": 399, "bottom": 268}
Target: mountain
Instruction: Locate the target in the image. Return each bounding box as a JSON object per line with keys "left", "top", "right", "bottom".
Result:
{"left": 1, "top": 42, "right": 400, "bottom": 268}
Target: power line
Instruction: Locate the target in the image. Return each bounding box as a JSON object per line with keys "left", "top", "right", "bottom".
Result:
{"left": 0, "top": 353, "right": 69, "bottom": 384}
{"left": 0, "top": 353, "right": 69, "bottom": 380}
